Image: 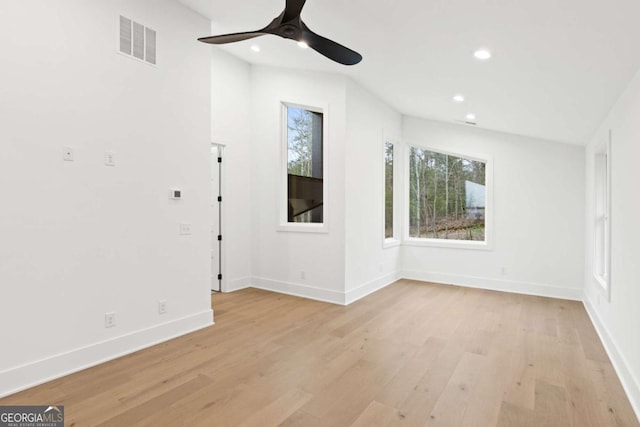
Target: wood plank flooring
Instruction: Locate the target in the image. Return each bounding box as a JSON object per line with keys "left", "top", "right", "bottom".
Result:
{"left": 1, "top": 280, "right": 637, "bottom": 426}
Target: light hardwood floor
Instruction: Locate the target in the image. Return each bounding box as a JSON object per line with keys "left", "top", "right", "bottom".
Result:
{"left": 1, "top": 280, "right": 638, "bottom": 426}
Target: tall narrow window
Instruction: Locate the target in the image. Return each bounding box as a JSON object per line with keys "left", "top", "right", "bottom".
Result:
{"left": 286, "top": 105, "right": 324, "bottom": 223}
{"left": 384, "top": 141, "right": 394, "bottom": 239}
{"left": 594, "top": 137, "right": 611, "bottom": 296}
{"left": 408, "top": 146, "right": 487, "bottom": 243}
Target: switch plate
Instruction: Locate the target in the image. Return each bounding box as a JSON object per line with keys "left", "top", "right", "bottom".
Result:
{"left": 104, "top": 151, "right": 116, "bottom": 167}
{"left": 179, "top": 223, "right": 192, "bottom": 235}
{"left": 63, "top": 146, "right": 74, "bottom": 162}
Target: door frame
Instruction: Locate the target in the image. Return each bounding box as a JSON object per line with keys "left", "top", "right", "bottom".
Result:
{"left": 211, "top": 142, "right": 226, "bottom": 292}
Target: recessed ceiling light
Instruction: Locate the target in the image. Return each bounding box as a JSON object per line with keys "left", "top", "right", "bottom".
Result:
{"left": 466, "top": 113, "right": 476, "bottom": 121}
{"left": 453, "top": 95, "right": 465, "bottom": 103}
{"left": 250, "top": 45, "right": 261, "bottom": 52}
{"left": 473, "top": 49, "right": 491, "bottom": 60}
{"left": 297, "top": 41, "right": 309, "bottom": 49}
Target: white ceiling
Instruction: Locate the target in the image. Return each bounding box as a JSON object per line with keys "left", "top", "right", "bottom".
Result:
{"left": 178, "top": 0, "right": 640, "bottom": 144}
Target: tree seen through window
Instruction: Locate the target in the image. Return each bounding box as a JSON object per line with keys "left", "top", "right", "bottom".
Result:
{"left": 409, "top": 147, "right": 486, "bottom": 241}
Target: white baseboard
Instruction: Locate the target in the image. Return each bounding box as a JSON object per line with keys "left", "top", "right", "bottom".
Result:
{"left": 401, "top": 270, "right": 583, "bottom": 301}
{"left": 0, "top": 309, "right": 214, "bottom": 399}
{"left": 244, "top": 271, "right": 582, "bottom": 306}
{"left": 224, "top": 276, "right": 252, "bottom": 293}
{"left": 345, "top": 272, "right": 401, "bottom": 305}
{"left": 583, "top": 296, "right": 640, "bottom": 423}
{"left": 251, "top": 277, "right": 346, "bottom": 305}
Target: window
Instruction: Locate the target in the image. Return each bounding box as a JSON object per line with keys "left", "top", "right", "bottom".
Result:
{"left": 384, "top": 141, "right": 394, "bottom": 239}
{"left": 407, "top": 146, "right": 489, "bottom": 246}
{"left": 284, "top": 104, "right": 324, "bottom": 225}
{"left": 593, "top": 134, "right": 611, "bottom": 297}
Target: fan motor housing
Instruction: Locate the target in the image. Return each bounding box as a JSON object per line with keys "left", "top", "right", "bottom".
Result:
{"left": 280, "top": 24, "right": 300, "bottom": 39}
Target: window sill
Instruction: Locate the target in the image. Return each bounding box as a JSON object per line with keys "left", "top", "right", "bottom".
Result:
{"left": 277, "top": 223, "right": 329, "bottom": 234}
{"left": 383, "top": 238, "right": 401, "bottom": 249}
{"left": 403, "top": 237, "right": 492, "bottom": 251}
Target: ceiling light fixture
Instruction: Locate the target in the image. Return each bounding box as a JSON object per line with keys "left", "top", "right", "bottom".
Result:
{"left": 453, "top": 95, "right": 465, "bottom": 103}
{"left": 250, "top": 44, "right": 261, "bottom": 52}
{"left": 466, "top": 113, "right": 476, "bottom": 121}
{"left": 297, "top": 41, "right": 309, "bottom": 49}
{"left": 473, "top": 49, "right": 491, "bottom": 60}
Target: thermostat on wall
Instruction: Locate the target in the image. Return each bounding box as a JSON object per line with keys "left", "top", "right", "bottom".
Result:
{"left": 170, "top": 189, "right": 182, "bottom": 200}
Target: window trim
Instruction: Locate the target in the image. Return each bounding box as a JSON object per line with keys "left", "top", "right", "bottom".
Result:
{"left": 383, "top": 137, "right": 401, "bottom": 248}
{"left": 593, "top": 131, "right": 611, "bottom": 301}
{"left": 402, "top": 141, "right": 494, "bottom": 251}
{"left": 277, "top": 101, "right": 329, "bottom": 234}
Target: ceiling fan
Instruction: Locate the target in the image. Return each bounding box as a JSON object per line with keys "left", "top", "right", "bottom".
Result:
{"left": 198, "top": 0, "right": 362, "bottom": 66}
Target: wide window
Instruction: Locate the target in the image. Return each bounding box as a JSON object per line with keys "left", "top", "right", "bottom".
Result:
{"left": 407, "top": 146, "right": 488, "bottom": 244}
{"left": 384, "top": 141, "right": 394, "bottom": 239}
{"left": 285, "top": 104, "right": 324, "bottom": 224}
{"left": 593, "top": 136, "right": 611, "bottom": 297}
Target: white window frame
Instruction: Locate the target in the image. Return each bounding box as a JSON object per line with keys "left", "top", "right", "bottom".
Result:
{"left": 593, "top": 131, "right": 611, "bottom": 300}
{"left": 383, "top": 138, "right": 401, "bottom": 248}
{"left": 402, "top": 141, "right": 493, "bottom": 250}
{"left": 277, "top": 101, "right": 329, "bottom": 233}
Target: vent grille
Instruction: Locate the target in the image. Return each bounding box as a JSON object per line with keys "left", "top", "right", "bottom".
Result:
{"left": 119, "top": 16, "right": 132, "bottom": 55}
{"left": 132, "top": 21, "right": 145, "bottom": 60}
{"left": 145, "top": 27, "right": 157, "bottom": 65}
{"left": 119, "top": 15, "right": 156, "bottom": 65}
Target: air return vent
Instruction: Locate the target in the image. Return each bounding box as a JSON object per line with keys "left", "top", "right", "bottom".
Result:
{"left": 132, "top": 21, "right": 145, "bottom": 60}
{"left": 119, "top": 15, "right": 156, "bottom": 65}
{"left": 119, "top": 16, "right": 132, "bottom": 55}
{"left": 145, "top": 27, "right": 157, "bottom": 65}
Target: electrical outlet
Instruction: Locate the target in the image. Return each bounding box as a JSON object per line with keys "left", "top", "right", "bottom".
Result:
{"left": 300, "top": 270, "right": 306, "bottom": 280}
{"left": 158, "top": 300, "right": 167, "bottom": 315}
{"left": 63, "top": 146, "right": 74, "bottom": 161}
{"left": 105, "top": 312, "right": 116, "bottom": 328}
{"left": 104, "top": 151, "right": 116, "bottom": 167}
{"left": 501, "top": 267, "right": 507, "bottom": 275}
{"left": 179, "top": 223, "right": 192, "bottom": 235}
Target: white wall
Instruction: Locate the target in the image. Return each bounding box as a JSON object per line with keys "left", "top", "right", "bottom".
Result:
{"left": 0, "top": 0, "right": 212, "bottom": 397}
{"left": 584, "top": 66, "right": 640, "bottom": 418}
{"left": 401, "top": 117, "right": 585, "bottom": 300}
{"left": 208, "top": 58, "right": 587, "bottom": 305}
{"left": 344, "top": 80, "right": 403, "bottom": 303}
{"left": 210, "top": 47, "right": 253, "bottom": 291}
{"left": 249, "top": 66, "right": 347, "bottom": 303}
{"left": 209, "top": 62, "right": 403, "bottom": 304}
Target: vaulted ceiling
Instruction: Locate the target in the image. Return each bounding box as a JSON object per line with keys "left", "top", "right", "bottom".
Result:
{"left": 178, "top": 0, "right": 640, "bottom": 144}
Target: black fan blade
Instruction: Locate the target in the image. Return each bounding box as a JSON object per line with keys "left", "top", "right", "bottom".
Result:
{"left": 282, "top": 0, "right": 306, "bottom": 22}
{"left": 198, "top": 31, "right": 267, "bottom": 45}
{"left": 301, "top": 23, "right": 362, "bottom": 65}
